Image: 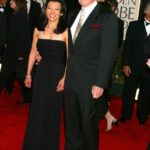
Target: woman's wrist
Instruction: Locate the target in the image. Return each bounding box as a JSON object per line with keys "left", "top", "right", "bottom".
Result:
{"left": 26, "top": 74, "right": 32, "bottom": 78}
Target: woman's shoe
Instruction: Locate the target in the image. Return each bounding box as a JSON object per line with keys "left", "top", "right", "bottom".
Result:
{"left": 105, "top": 119, "right": 119, "bottom": 132}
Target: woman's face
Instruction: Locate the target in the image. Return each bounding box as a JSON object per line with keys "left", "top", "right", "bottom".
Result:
{"left": 9, "top": 0, "right": 16, "bottom": 10}
{"left": 46, "top": 1, "right": 62, "bottom": 22}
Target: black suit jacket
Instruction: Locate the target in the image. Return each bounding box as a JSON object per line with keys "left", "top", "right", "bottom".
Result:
{"left": 118, "top": 18, "right": 124, "bottom": 48}
{"left": 65, "top": 4, "right": 118, "bottom": 92}
{"left": 123, "top": 20, "right": 149, "bottom": 74}
{"left": 0, "top": 11, "right": 6, "bottom": 49}
{"left": 64, "top": 0, "right": 81, "bottom": 15}
{"left": 29, "top": 0, "right": 41, "bottom": 35}
{"left": 147, "top": 143, "right": 150, "bottom": 150}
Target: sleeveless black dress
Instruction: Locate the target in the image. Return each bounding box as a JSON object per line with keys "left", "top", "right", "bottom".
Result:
{"left": 22, "top": 39, "right": 66, "bottom": 150}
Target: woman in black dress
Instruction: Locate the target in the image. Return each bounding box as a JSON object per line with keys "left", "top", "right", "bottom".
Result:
{"left": 22, "top": 0, "right": 68, "bottom": 149}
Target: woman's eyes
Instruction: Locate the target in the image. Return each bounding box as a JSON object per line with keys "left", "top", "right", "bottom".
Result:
{"left": 47, "top": 7, "right": 60, "bottom": 11}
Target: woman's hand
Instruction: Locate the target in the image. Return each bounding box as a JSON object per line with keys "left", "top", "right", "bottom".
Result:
{"left": 146, "top": 59, "right": 150, "bottom": 68}
{"left": 24, "top": 76, "right": 32, "bottom": 88}
{"left": 57, "top": 77, "right": 65, "bottom": 92}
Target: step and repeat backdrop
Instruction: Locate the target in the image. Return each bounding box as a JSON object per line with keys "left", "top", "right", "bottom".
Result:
{"left": 116, "top": 0, "right": 141, "bottom": 39}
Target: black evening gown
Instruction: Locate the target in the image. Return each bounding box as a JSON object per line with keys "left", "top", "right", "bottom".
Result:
{"left": 22, "top": 39, "right": 66, "bottom": 150}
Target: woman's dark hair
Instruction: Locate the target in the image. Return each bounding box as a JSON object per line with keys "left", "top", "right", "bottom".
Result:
{"left": 38, "top": 0, "right": 67, "bottom": 34}
{"left": 13, "top": 0, "right": 27, "bottom": 14}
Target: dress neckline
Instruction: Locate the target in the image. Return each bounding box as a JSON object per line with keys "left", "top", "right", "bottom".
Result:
{"left": 38, "top": 38, "right": 65, "bottom": 44}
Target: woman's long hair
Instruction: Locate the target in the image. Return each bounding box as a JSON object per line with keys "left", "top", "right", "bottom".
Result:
{"left": 13, "top": 0, "right": 27, "bottom": 14}
{"left": 39, "top": 0, "right": 67, "bottom": 34}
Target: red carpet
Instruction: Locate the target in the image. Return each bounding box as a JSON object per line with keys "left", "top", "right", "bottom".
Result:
{"left": 0, "top": 82, "right": 150, "bottom": 150}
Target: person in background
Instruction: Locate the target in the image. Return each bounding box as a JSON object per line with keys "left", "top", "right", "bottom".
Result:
{"left": 0, "top": 0, "right": 7, "bottom": 55}
{"left": 26, "top": 0, "right": 41, "bottom": 36}
{"left": 0, "top": 0, "right": 31, "bottom": 103}
{"left": 120, "top": 2, "right": 150, "bottom": 125}
{"left": 0, "top": 0, "right": 41, "bottom": 97}
{"left": 1, "top": 0, "right": 13, "bottom": 26}
{"left": 64, "top": 0, "right": 80, "bottom": 15}
{"left": 64, "top": 0, "right": 118, "bottom": 149}
{"left": 22, "top": 0, "right": 67, "bottom": 149}
{"left": 0, "top": 0, "right": 15, "bottom": 95}
{"left": 106, "top": 0, "right": 124, "bottom": 48}
{"left": 15, "top": 0, "right": 42, "bottom": 104}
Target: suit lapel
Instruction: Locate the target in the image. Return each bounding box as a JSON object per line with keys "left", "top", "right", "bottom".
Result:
{"left": 139, "top": 20, "right": 147, "bottom": 39}
{"left": 73, "top": 4, "right": 101, "bottom": 45}
{"left": 68, "top": 9, "right": 80, "bottom": 46}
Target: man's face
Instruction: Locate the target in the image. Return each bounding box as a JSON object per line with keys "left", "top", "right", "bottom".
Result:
{"left": 78, "top": 0, "right": 96, "bottom": 7}
{"left": 0, "top": 0, "right": 7, "bottom": 5}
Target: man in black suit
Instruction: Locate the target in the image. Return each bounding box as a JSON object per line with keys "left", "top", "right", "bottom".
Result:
{"left": 120, "top": 2, "right": 150, "bottom": 125}
{"left": 64, "top": 0, "right": 118, "bottom": 149}
{"left": 0, "top": 0, "right": 15, "bottom": 95}
{"left": 0, "top": 6, "right": 6, "bottom": 55}
{"left": 26, "top": 0, "right": 41, "bottom": 36}
{"left": 0, "top": 0, "right": 7, "bottom": 59}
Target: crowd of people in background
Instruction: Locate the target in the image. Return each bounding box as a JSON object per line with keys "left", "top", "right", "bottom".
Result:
{"left": 0, "top": 0, "right": 150, "bottom": 149}
{"left": 0, "top": 0, "right": 41, "bottom": 103}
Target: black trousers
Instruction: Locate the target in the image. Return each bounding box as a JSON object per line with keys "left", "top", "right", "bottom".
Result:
{"left": 147, "top": 143, "right": 150, "bottom": 150}
{"left": 18, "top": 76, "right": 31, "bottom": 102}
{"left": 64, "top": 89, "right": 100, "bottom": 150}
{"left": 137, "top": 70, "right": 150, "bottom": 123}
{"left": 0, "top": 71, "right": 15, "bottom": 93}
{"left": 121, "top": 73, "right": 140, "bottom": 120}
{"left": 97, "top": 93, "right": 108, "bottom": 120}
{"left": 121, "top": 70, "right": 150, "bottom": 122}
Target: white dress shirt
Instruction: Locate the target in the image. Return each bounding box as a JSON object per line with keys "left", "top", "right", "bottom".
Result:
{"left": 26, "top": 0, "right": 31, "bottom": 14}
{"left": 71, "top": 1, "right": 98, "bottom": 39}
{"left": 144, "top": 19, "right": 150, "bottom": 36}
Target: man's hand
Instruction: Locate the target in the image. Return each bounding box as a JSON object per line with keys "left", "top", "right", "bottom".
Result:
{"left": 123, "top": 66, "right": 131, "bottom": 77}
{"left": 92, "top": 86, "right": 104, "bottom": 99}
{"left": 36, "top": 51, "right": 42, "bottom": 65}
{"left": 146, "top": 59, "right": 150, "bottom": 68}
